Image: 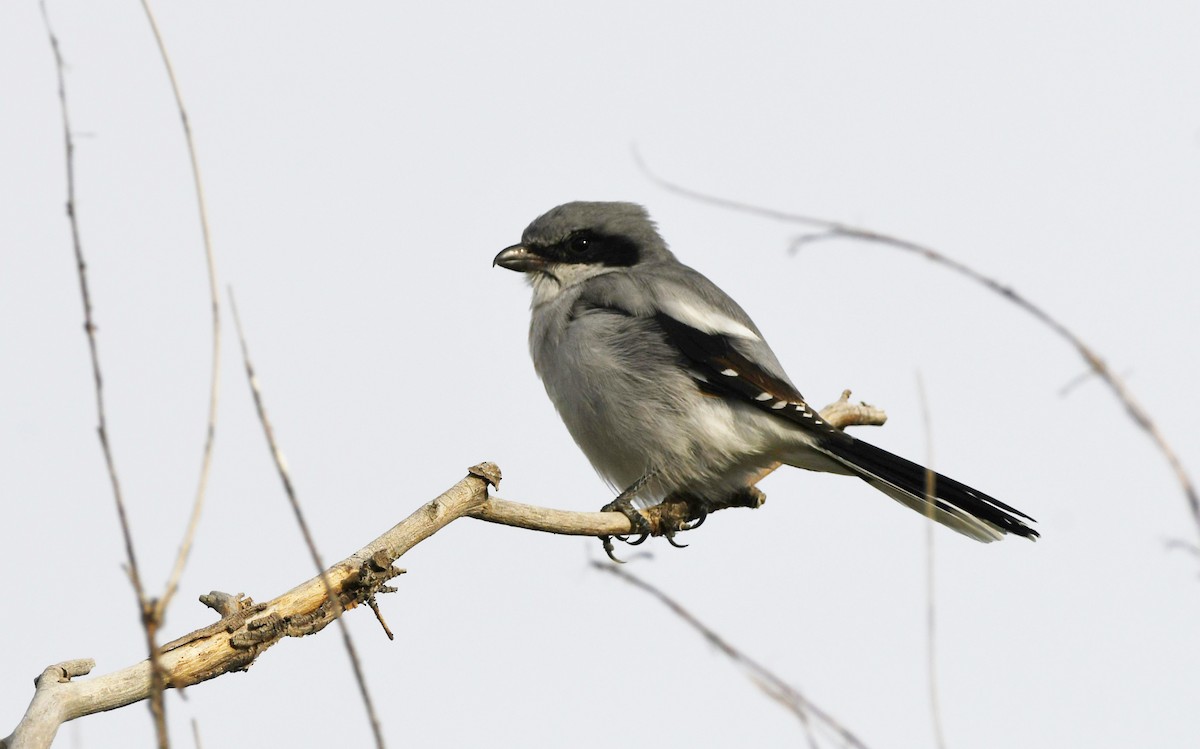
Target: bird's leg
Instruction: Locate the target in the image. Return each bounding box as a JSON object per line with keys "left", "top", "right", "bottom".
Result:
{"left": 600, "top": 471, "right": 657, "bottom": 563}
{"left": 602, "top": 471, "right": 656, "bottom": 534}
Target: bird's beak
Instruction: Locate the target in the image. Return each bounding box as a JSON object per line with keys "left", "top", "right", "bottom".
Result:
{"left": 493, "top": 244, "right": 544, "bottom": 273}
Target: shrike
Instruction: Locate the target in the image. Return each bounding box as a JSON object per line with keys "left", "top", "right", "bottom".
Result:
{"left": 494, "top": 202, "right": 1036, "bottom": 550}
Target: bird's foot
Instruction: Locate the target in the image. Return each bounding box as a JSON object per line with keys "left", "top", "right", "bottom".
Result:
{"left": 598, "top": 484, "right": 761, "bottom": 560}
{"left": 658, "top": 502, "right": 706, "bottom": 548}
{"left": 600, "top": 494, "right": 652, "bottom": 563}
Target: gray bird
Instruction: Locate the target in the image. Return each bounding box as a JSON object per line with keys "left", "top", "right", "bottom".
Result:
{"left": 494, "top": 201, "right": 1037, "bottom": 549}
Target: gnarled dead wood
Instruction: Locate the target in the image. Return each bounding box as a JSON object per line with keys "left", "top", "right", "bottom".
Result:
{"left": 2, "top": 391, "right": 883, "bottom": 749}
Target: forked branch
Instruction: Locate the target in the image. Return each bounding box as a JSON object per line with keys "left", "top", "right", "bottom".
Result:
{"left": 1, "top": 392, "right": 881, "bottom": 749}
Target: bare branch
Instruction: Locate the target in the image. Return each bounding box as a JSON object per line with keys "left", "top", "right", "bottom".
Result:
{"left": 0, "top": 374, "right": 886, "bottom": 745}
{"left": 634, "top": 150, "right": 1200, "bottom": 546}
{"left": 818, "top": 389, "right": 887, "bottom": 430}
{"left": 113, "top": 3, "right": 225, "bottom": 741}
{"left": 2, "top": 660, "right": 97, "bottom": 749}
{"left": 137, "top": 0, "right": 223, "bottom": 628}
{"left": 38, "top": 2, "right": 168, "bottom": 742}
{"left": 592, "top": 564, "right": 871, "bottom": 749}
{"left": 40, "top": 0, "right": 146, "bottom": 613}
{"left": 2, "top": 404, "right": 880, "bottom": 749}
{"left": 229, "top": 292, "right": 386, "bottom": 748}
{"left": 1, "top": 467, "right": 491, "bottom": 749}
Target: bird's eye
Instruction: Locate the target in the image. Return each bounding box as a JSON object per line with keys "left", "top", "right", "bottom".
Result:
{"left": 568, "top": 235, "right": 591, "bottom": 254}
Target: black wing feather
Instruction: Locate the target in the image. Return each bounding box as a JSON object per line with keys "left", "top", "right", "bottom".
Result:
{"left": 655, "top": 312, "right": 852, "bottom": 442}
{"left": 655, "top": 312, "right": 1038, "bottom": 540}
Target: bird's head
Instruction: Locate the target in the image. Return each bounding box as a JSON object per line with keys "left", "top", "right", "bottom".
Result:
{"left": 494, "top": 202, "right": 673, "bottom": 302}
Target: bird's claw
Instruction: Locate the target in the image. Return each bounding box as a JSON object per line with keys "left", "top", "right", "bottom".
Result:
{"left": 597, "top": 479, "right": 713, "bottom": 558}
{"left": 600, "top": 482, "right": 656, "bottom": 562}
{"left": 601, "top": 535, "right": 625, "bottom": 563}
{"left": 681, "top": 510, "right": 707, "bottom": 532}
{"left": 599, "top": 529, "right": 655, "bottom": 561}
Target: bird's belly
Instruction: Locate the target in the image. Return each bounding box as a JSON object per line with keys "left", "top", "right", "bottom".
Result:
{"left": 544, "top": 365, "right": 781, "bottom": 502}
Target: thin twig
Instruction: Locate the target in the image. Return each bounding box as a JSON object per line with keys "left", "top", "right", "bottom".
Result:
{"left": 137, "top": 0, "right": 223, "bottom": 627}
{"left": 366, "top": 598, "right": 396, "bottom": 641}
{"left": 40, "top": 0, "right": 144, "bottom": 607}
{"left": 592, "top": 563, "right": 871, "bottom": 749}
{"left": 915, "top": 375, "right": 947, "bottom": 749}
{"left": 1, "top": 387, "right": 888, "bottom": 746}
{"left": 3, "top": 467, "right": 493, "bottom": 749}
{"left": 38, "top": 3, "right": 168, "bottom": 745}
{"left": 134, "top": 4, "right": 225, "bottom": 742}
{"left": 7, "top": 455, "right": 914, "bottom": 746}
{"left": 1164, "top": 539, "right": 1200, "bottom": 558}
{"left": 229, "top": 291, "right": 386, "bottom": 749}
{"left": 634, "top": 149, "right": 1200, "bottom": 546}
{"left": 1058, "top": 367, "right": 1133, "bottom": 398}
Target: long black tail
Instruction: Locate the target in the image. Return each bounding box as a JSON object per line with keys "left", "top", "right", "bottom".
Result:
{"left": 817, "top": 436, "right": 1038, "bottom": 542}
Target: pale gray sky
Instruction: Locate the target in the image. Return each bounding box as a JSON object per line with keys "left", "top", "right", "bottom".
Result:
{"left": 2, "top": 2, "right": 1198, "bottom": 747}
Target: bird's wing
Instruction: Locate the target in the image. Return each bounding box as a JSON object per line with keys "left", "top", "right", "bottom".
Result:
{"left": 628, "top": 268, "right": 1038, "bottom": 541}
{"left": 656, "top": 309, "right": 1038, "bottom": 541}
{"left": 651, "top": 309, "right": 844, "bottom": 437}
{"left": 629, "top": 262, "right": 839, "bottom": 436}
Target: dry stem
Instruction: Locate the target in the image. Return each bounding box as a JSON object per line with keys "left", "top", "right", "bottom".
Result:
{"left": 1, "top": 391, "right": 881, "bottom": 748}
{"left": 634, "top": 148, "right": 1200, "bottom": 547}
{"left": 38, "top": 2, "right": 165, "bottom": 742}
{"left": 138, "top": 0, "right": 223, "bottom": 631}
{"left": 229, "top": 292, "right": 385, "bottom": 748}
{"left": 593, "top": 563, "right": 871, "bottom": 749}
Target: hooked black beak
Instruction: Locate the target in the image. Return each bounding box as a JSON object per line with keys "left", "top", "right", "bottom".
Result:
{"left": 493, "top": 244, "right": 544, "bottom": 273}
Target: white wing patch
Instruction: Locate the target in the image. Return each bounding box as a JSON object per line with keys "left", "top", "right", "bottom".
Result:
{"left": 660, "top": 298, "right": 760, "bottom": 341}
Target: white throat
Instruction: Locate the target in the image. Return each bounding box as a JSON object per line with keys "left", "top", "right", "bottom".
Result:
{"left": 529, "top": 272, "right": 563, "bottom": 308}
{"left": 527, "top": 264, "right": 616, "bottom": 308}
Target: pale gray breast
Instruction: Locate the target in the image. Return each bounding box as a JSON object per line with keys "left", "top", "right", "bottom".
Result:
{"left": 528, "top": 290, "right": 699, "bottom": 489}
